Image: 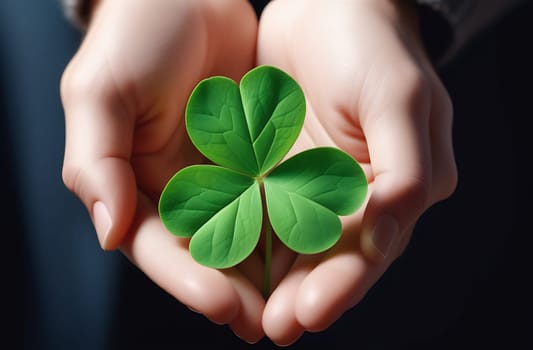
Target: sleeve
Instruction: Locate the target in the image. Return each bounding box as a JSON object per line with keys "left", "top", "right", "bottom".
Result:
{"left": 58, "top": 0, "right": 91, "bottom": 30}
{"left": 416, "top": 0, "right": 526, "bottom": 66}
{"left": 61, "top": 0, "right": 525, "bottom": 64}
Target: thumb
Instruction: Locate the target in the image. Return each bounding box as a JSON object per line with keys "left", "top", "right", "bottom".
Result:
{"left": 360, "top": 100, "right": 431, "bottom": 262}
{"left": 61, "top": 86, "right": 136, "bottom": 250}
{"left": 361, "top": 174, "right": 428, "bottom": 261}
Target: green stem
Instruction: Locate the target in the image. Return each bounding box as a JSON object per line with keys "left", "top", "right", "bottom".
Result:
{"left": 258, "top": 177, "right": 272, "bottom": 298}
{"left": 263, "top": 218, "right": 272, "bottom": 298}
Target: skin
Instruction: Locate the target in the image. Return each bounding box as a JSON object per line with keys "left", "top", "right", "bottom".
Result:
{"left": 61, "top": 0, "right": 457, "bottom": 345}
{"left": 61, "top": 0, "right": 265, "bottom": 342}
{"left": 258, "top": 0, "right": 457, "bottom": 344}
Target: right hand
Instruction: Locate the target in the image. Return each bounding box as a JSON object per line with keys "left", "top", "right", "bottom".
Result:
{"left": 60, "top": 0, "right": 264, "bottom": 342}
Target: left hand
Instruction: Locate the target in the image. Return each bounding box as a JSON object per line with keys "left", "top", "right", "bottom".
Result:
{"left": 256, "top": 0, "right": 458, "bottom": 345}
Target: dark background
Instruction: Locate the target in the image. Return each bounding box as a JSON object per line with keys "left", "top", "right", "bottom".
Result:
{"left": 2, "top": 0, "right": 530, "bottom": 349}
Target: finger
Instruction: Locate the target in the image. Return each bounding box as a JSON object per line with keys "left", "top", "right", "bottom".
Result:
{"left": 224, "top": 269, "right": 266, "bottom": 344}
{"left": 262, "top": 256, "right": 318, "bottom": 346}
{"left": 61, "top": 85, "right": 136, "bottom": 250}
{"left": 294, "top": 206, "right": 410, "bottom": 331}
{"left": 427, "top": 79, "right": 458, "bottom": 203}
{"left": 288, "top": 209, "right": 363, "bottom": 329}
{"left": 360, "top": 78, "right": 432, "bottom": 261}
{"left": 120, "top": 192, "right": 240, "bottom": 325}
{"left": 269, "top": 243, "right": 298, "bottom": 290}
{"left": 295, "top": 248, "right": 386, "bottom": 331}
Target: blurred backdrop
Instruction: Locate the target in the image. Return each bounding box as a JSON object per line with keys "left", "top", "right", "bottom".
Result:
{"left": 2, "top": 0, "right": 530, "bottom": 349}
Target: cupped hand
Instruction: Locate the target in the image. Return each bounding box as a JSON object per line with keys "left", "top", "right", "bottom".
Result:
{"left": 60, "top": 0, "right": 264, "bottom": 342}
{"left": 257, "top": 0, "right": 458, "bottom": 345}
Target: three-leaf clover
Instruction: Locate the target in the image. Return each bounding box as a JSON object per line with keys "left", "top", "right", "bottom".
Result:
{"left": 158, "top": 65, "right": 368, "bottom": 294}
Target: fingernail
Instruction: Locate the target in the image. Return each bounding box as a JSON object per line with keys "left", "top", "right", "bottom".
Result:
{"left": 371, "top": 215, "right": 399, "bottom": 259}
{"left": 93, "top": 201, "right": 111, "bottom": 249}
{"left": 231, "top": 328, "right": 259, "bottom": 345}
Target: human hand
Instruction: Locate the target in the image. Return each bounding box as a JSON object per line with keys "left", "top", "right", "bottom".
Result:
{"left": 60, "top": 0, "right": 265, "bottom": 342}
{"left": 257, "top": 0, "right": 458, "bottom": 345}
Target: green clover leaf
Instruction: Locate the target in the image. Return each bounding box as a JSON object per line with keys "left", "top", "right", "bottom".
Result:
{"left": 159, "top": 65, "right": 368, "bottom": 295}
{"left": 264, "top": 147, "right": 367, "bottom": 254}
{"left": 158, "top": 165, "right": 262, "bottom": 269}
{"left": 185, "top": 65, "right": 305, "bottom": 176}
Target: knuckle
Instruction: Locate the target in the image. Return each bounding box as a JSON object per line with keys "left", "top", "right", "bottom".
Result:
{"left": 441, "top": 88, "right": 453, "bottom": 115}
{"left": 402, "top": 175, "right": 431, "bottom": 214}
{"left": 391, "top": 63, "right": 431, "bottom": 99}
{"left": 60, "top": 62, "right": 91, "bottom": 104}
{"left": 62, "top": 71, "right": 93, "bottom": 99}
{"left": 437, "top": 165, "right": 459, "bottom": 201}
{"left": 60, "top": 60, "right": 112, "bottom": 107}
{"left": 433, "top": 80, "right": 454, "bottom": 118}
{"left": 404, "top": 69, "right": 432, "bottom": 103}
{"left": 59, "top": 63, "right": 75, "bottom": 103}
{"left": 61, "top": 162, "right": 82, "bottom": 195}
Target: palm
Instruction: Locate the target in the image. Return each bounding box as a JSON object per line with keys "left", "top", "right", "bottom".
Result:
{"left": 87, "top": 6, "right": 256, "bottom": 202}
